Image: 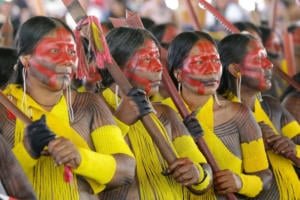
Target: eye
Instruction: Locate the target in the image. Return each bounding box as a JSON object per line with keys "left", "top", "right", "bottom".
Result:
{"left": 213, "top": 58, "right": 220, "bottom": 63}
{"left": 68, "top": 49, "right": 76, "bottom": 56}
{"left": 50, "top": 48, "right": 59, "bottom": 54}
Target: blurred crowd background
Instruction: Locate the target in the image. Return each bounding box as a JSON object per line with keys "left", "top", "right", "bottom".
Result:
{"left": 1, "top": 0, "right": 300, "bottom": 36}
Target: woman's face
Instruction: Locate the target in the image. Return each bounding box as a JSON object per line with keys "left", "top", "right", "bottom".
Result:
{"left": 27, "top": 28, "right": 77, "bottom": 90}
{"left": 240, "top": 40, "right": 273, "bottom": 91}
{"left": 180, "top": 40, "right": 222, "bottom": 95}
{"left": 123, "top": 39, "right": 163, "bottom": 96}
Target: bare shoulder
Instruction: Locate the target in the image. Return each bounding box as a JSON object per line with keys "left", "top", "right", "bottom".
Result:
{"left": 214, "top": 97, "right": 249, "bottom": 126}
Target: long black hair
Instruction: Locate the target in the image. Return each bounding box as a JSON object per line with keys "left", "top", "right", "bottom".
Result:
{"left": 217, "top": 33, "right": 255, "bottom": 96}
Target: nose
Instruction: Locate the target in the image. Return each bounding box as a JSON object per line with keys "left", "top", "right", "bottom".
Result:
{"left": 203, "top": 60, "right": 220, "bottom": 74}
{"left": 150, "top": 58, "right": 163, "bottom": 72}
{"left": 262, "top": 57, "right": 273, "bottom": 70}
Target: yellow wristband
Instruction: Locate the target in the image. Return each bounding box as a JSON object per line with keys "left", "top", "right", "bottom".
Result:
{"left": 238, "top": 173, "right": 263, "bottom": 197}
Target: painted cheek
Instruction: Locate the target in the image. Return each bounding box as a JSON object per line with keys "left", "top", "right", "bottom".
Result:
{"left": 182, "top": 75, "right": 205, "bottom": 94}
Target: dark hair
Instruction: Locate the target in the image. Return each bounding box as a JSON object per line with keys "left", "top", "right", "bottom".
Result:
{"left": 217, "top": 33, "right": 255, "bottom": 95}
{"left": 167, "top": 31, "right": 216, "bottom": 88}
{"left": 99, "top": 27, "right": 160, "bottom": 87}
{"left": 287, "top": 22, "right": 300, "bottom": 33}
{"left": 13, "top": 16, "right": 75, "bottom": 84}
{"left": 234, "top": 21, "right": 262, "bottom": 39}
{"left": 280, "top": 72, "right": 300, "bottom": 101}
{"left": 0, "top": 47, "right": 17, "bottom": 88}
{"left": 149, "top": 23, "right": 177, "bottom": 48}
{"left": 141, "top": 17, "right": 155, "bottom": 29}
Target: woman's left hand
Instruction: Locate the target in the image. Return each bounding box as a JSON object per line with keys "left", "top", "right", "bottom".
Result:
{"left": 47, "top": 137, "right": 81, "bottom": 169}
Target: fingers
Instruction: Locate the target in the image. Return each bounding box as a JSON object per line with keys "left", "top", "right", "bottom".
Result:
{"left": 167, "top": 158, "right": 199, "bottom": 186}
{"left": 214, "top": 170, "right": 241, "bottom": 194}
{"left": 48, "top": 137, "right": 81, "bottom": 168}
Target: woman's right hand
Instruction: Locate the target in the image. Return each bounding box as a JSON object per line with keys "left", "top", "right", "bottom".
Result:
{"left": 24, "top": 115, "right": 56, "bottom": 158}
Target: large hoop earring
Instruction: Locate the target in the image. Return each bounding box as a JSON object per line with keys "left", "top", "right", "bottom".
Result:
{"left": 257, "top": 92, "right": 263, "bottom": 102}
{"left": 214, "top": 93, "right": 221, "bottom": 106}
{"left": 177, "top": 82, "right": 181, "bottom": 95}
{"left": 66, "top": 85, "right": 74, "bottom": 122}
{"left": 21, "top": 67, "right": 29, "bottom": 114}
{"left": 236, "top": 72, "right": 241, "bottom": 102}
{"left": 115, "top": 85, "right": 120, "bottom": 107}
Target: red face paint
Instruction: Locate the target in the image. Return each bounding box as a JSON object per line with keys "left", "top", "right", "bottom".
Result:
{"left": 181, "top": 40, "right": 222, "bottom": 95}
{"left": 124, "top": 39, "right": 163, "bottom": 95}
{"left": 241, "top": 40, "right": 273, "bottom": 91}
{"left": 29, "top": 28, "right": 77, "bottom": 89}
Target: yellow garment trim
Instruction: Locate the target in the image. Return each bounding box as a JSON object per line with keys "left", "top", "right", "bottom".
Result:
{"left": 91, "top": 125, "right": 134, "bottom": 157}
{"left": 77, "top": 86, "right": 86, "bottom": 92}
{"left": 12, "top": 142, "right": 37, "bottom": 176}
{"left": 252, "top": 98, "right": 300, "bottom": 199}
{"left": 281, "top": 121, "right": 300, "bottom": 139}
{"left": 238, "top": 173, "right": 263, "bottom": 197}
{"left": 240, "top": 138, "right": 268, "bottom": 172}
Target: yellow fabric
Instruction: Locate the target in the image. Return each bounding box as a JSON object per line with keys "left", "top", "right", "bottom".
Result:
{"left": 252, "top": 98, "right": 300, "bottom": 199}
{"left": 281, "top": 121, "right": 300, "bottom": 139}
{"left": 163, "top": 96, "right": 268, "bottom": 197}
{"left": 240, "top": 138, "right": 268, "bottom": 172}
{"left": 113, "top": 117, "right": 130, "bottom": 137}
{"left": 75, "top": 148, "right": 116, "bottom": 192}
{"left": 4, "top": 84, "right": 125, "bottom": 199}
{"left": 173, "top": 135, "right": 211, "bottom": 192}
{"left": 77, "top": 86, "right": 86, "bottom": 92}
{"left": 238, "top": 173, "right": 263, "bottom": 197}
{"left": 12, "top": 142, "right": 37, "bottom": 175}
{"left": 91, "top": 125, "right": 133, "bottom": 157}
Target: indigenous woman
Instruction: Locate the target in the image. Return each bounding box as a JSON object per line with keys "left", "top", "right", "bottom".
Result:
{"left": 218, "top": 33, "right": 300, "bottom": 200}
{"left": 0, "top": 16, "right": 135, "bottom": 200}
{"left": 98, "top": 27, "right": 212, "bottom": 200}
{"left": 165, "top": 31, "right": 272, "bottom": 199}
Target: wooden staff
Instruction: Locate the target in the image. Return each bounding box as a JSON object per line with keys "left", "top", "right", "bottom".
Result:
{"left": 184, "top": 0, "right": 202, "bottom": 30}
{"left": 0, "top": 15, "right": 14, "bottom": 47}
{"left": 282, "top": 30, "right": 296, "bottom": 76}
{"left": 61, "top": 0, "right": 178, "bottom": 167}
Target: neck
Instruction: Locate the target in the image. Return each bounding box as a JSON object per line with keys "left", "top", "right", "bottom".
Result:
{"left": 240, "top": 85, "right": 259, "bottom": 111}
{"left": 181, "top": 87, "right": 212, "bottom": 112}
{"left": 26, "top": 77, "right": 63, "bottom": 110}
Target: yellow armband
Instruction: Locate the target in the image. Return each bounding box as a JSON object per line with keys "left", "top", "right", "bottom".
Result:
{"left": 241, "top": 138, "right": 269, "bottom": 172}
{"left": 91, "top": 125, "right": 134, "bottom": 157}
{"left": 238, "top": 173, "right": 263, "bottom": 197}
{"left": 190, "top": 164, "right": 211, "bottom": 191}
{"left": 74, "top": 147, "right": 116, "bottom": 185}
{"left": 173, "top": 135, "right": 207, "bottom": 163}
{"left": 173, "top": 135, "right": 211, "bottom": 191}
{"left": 282, "top": 121, "right": 300, "bottom": 139}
